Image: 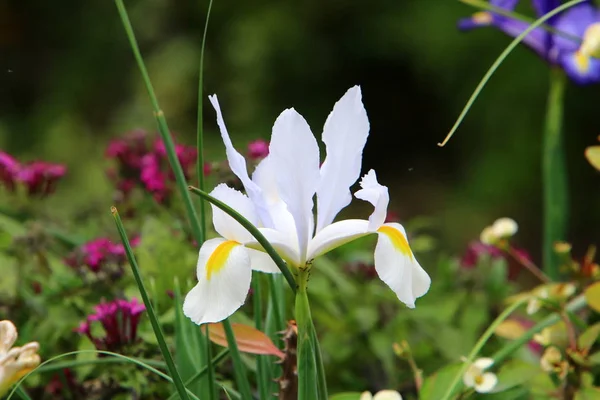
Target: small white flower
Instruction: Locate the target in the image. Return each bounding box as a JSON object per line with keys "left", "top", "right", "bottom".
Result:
{"left": 0, "top": 321, "right": 41, "bottom": 396}
{"left": 540, "top": 346, "right": 562, "bottom": 372}
{"left": 479, "top": 226, "right": 496, "bottom": 245}
{"left": 360, "top": 390, "right": 403, "bottom": 400}
{"left": 491, "top": 218, "right": 518, "bottom": 238}
{"left": 462, "top": 357, "right": 498, "bottom": 393}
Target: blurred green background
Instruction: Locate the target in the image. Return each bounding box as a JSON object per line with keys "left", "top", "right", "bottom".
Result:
{"left": 1, "top": 0, "right": 599, "bottom": 259}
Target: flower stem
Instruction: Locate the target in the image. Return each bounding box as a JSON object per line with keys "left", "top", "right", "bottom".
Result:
{"left": 253, "top": 273, "right": 271, "bottom": 400}
{"left": 111, "top": 207, "right": 191, "bottom": 400}
{"left": 295, "top": 269, "right": 319, "bottom": 400}
{"left": 439, "top": 297, "right": 528, "bottom": 400}
{"left": 492, "top": 294, "right": 586, "bottom": 364}
{"left": 542, "top": 68, "right": 568, "bottom": 280}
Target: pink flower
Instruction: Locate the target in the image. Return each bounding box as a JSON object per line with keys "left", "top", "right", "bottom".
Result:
{"left": 66, "top": 236, "right": 139, "bottom": 273}
{"left": 76, "top": 298, "right": 146, "bottom": 352}
{"left": 460, "top": 241, "right": 504, "bottom": 269}
{"left": 247, "top": 139, "right": 269, "bottom": 160}
{"left": 0, "top": 151, "right": 19, "bottom": 190}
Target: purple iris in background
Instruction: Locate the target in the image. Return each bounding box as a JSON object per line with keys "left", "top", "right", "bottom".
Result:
{"left": 459, "top": 0, "right": 600, "bottom": 84}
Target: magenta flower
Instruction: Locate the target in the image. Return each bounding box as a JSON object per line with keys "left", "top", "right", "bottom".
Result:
{"left": 66, "top": 236, "right": 139, "bottom": 273}
{"left": 76, "top": 298, "right": 146, "bottom": 352}
{"left": 0, "top": 151, "right": 66, "bottom": 196}
{"left": 460, "top": 241, "right": 504, "bottom": 269}
{"left": 0, "top": 152, "right": 19, "bottom": 191}
{"left": 247, "top": 139, "right": 270, "bottom": 160}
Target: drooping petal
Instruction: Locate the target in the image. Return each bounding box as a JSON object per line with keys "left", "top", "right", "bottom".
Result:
{"left": 558, "top": 51, "right": 600, "bottom": 85}
{"left": 183, "top": 238, "right": 252, "bottom": 324}
{"left": 307, "top": 219, "right": 371, "bottom": 260}
{"left": 474, "top": 372, "right": 498, "bottom": 393}
{"left": 316, "top": 86, "right": 369, "bottom": 232}
{"left": 457, "top": 0, "right": 518, "bottom": 31}
{"left": 208, "top": 95, "right": 273, "bottom": 227}
{"left": 354, "top": 170, "right": 389, "bottom": 231}
{"left": 210, "top": 184, "right": 258, "bottom": 243}
{"left": 247, "top": 248, "right": 280, "bottom": 274}
{"left": 374, "top": 223, "right": 430, "bottom": 308}
{"left": 245, "top": 228, "right": 301, "bottom": 267}
{"left": 269, "top": 108, "right": 320, "bottom": 263}
{"left": 532, "top": 0, "right": 560, "bottom": 17}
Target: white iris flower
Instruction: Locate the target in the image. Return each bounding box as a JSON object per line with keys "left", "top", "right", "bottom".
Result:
{"left": 184, "top": 86, "right": 431, "bottom": 325}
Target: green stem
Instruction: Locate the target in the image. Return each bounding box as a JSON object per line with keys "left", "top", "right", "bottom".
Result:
{"left": 492, "top": 294, "right": 586, "bottom": 364}
{"left": 543, "top": 68, "right": 568, "bottom": 280}
{"left": 166, "top": 349, "right": 230, "bottom": 400}
{"left": 295, "top": 269, "right": 318, "bottom": 400}
{"left": 114, "top": 0, "right": 203, "bottom": 245}
{"left": 222, "top": 320, "right": 254, "bottom": 400}
{"left": 439, "top": 0, "right": 585, "bottom": 147}
{"left": 310, "top": 321, "right": 328, "bottom": 400}
{"left": 37, "top": 357, "right": 166, "bottom": 372}
{"left": 189, "top": 186, "right": 296, "bottom": 292}
{"left": 205, "top": 325, "right": 218, "bottom": 400}
{"left": 253, "top": 274, "right": 270, "bottom": 400}
{"left": 111, "top": 208, "right": 190, "bottom": 400}
{"left": 439, "top": 298, "right": 528, "bottom": 400}
{"left": 196, "top": 0, "right": 214, "bottom": 235}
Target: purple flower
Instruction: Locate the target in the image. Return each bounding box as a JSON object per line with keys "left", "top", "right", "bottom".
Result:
{"left": 247, "top": 139, "right": 270, "bottom": 160}
{"left": 76, "top": 298, "right": 146, "bottom": 352}
{"left": 459, "top": 0, "right": 600, "bottom": 84}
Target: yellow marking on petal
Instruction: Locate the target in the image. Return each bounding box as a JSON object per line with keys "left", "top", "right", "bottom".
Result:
{"left": 206, "top": 240, "right": 240, "bottom": 280}
{"left": 377, "top": 225, "right": 413, "bottom": 259}
{"left": 575, "top": 51, "right": 590, "bottom": 73}
{"left": 472, "top": 12, "right": 492, "bottom": 25}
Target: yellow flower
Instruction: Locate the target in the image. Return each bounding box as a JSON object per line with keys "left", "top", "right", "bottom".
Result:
{"left": 0, "top": 321, "right": 41, "bottom": 396}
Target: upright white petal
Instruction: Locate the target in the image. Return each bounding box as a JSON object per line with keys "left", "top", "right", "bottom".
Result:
{"left": 374, "top": 223, "right": 430, "bottom": 308}
{"left": 183, "top": 238, "right": 252, "bottom": 324}
{"left": 316, "top": 86, "right": 369, "bottom": 232}
{"left": 248, "top": 248, "right": 280, "bottom": 274}
{"left": 0, "top": 321, "right": 18, "bottom": 355}
{"left": 208, "top": 95, "right": 273, "bottom": 227}
{"left": 252, "top": 157, "right": 298, "bottom": 241}
{"left": 474, "top": 358, "right": 494, "bottom": 370}
{"left": 210, "top": 184, "right": 258, "bottom": 243}
{"left": 307, "top": 219, "right": 371, "bottom": 260}
{"left": 269, "top": 108, "right": 320, "bottom": 263}
{"left": 354, "top": 170, "right": 389, "bottom": 230}
{"left": 245, "top": 228, "right": 301, "bottom": 267}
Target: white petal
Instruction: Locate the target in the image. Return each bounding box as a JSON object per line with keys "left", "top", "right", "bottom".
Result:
{"left": 474, "top": 372, "right": 497, "bottom": 393}
{"left": 245, "top": 228, "right": 301, "bottom": 267}
{"left": 252, "top": 157, "right": 299, "bottom": 241}
{"left": 373, "top": 390, "right": 403, "bottom": 400}
{"left": 269, "top": 108, "right": 320, "bottom": 263}
{"left": 0, "top": 320, "right": 18, "bottom": 355}
{"left": 474, "top": 357, "right": 494, "bottom": 370}
{"left": 307, "top": 219, "right": 371, "bottom": 260}
{"left": 248, "top": 248, "right": 280, "bottom": 274}
{"left": 462, "top": 366, "right": 477, "bottom": 388}
{"left": 359, "top": 392, "right": 374, "bottom": 400}
{"left": 354, "top": 170, "right": 389, "bottom": 230}
{"left": 210, "top": 184, "right": 258, "bottom": 243}
{"left": 208, "top": 95, "right": 273, "bottom": 227}
{"left": 316, "top": 86, "right": 369, "bottom": 232}
{"left": 374, "top": 223, "right": 430, "bottom": 308}
{"left": 183, "top": 238, "right": 251, "bottom": 324}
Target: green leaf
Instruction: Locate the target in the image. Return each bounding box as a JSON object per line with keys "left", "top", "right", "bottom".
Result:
{"left": 296, "top": 282, "right": 319, "bottom": 400}
{"left": 492, "top": 360, "right": 539, "bottom": 393}
{"left": 420, "top": 363, "right": 462, "bottom": 400}
{"left": 577, "top": 323, "right": 600, "bottom": 354}
{"left": 329, "top": 393, "right": 363, "bottom": 400}
{"left": 584, "top": 282, "right": 600, "bottom": 313}
{"left": 574, "top": 387, "right": 600, "bottom": 400}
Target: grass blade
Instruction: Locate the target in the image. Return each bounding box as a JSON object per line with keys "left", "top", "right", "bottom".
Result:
{"left": 295, "top": 271, "right": 318, "bottom": 400}
{"left": 167, "top": 349, "right": 230, "bottom": 400}
{"left": 542, "top": 68, "right": 567, "bottom": 279}
{"left": 310, "top": 322, "right": 327, "bottom": 400}
{"left": 114, "top": 0, "right": 203, "bottom": 244}
{"left": 439, "top": 0, "right": 586, "bottom": 147}
{"left": 222, "top": 320, "right": 254, "bottom": 400}
{"left": 8, "top": 350, "right": 201, "bottom": 400}
{"left": 111, "top": 207, "right": 191, "bottom": 400}
{"left": 189, "top": 186, "right": 296, "bottom": 292}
